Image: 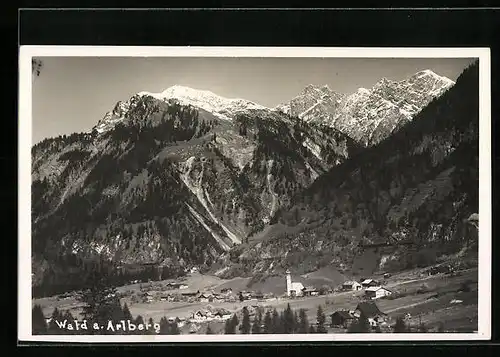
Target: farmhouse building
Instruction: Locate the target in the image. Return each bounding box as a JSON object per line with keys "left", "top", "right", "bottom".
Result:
{"left": 361, "top": 279, "right": 380, "bottom": 288}
{"left": 354, "top": 301, "right": 387, "bottom": 321}
{"left": 364, "top": 286, "right": 392, "bottom": 300}
{"left": 165, "top": 282, "right": 180, "bottom": 290}
{"left": 199, "top": 293, "right": 211, "bottom": 303}
{"left": 330, "top": 310, "right": 355, "bottom": 328}
{"left": 192, "top": 310, "right": 212, "bottom": 321}
{"left": 286, "top": 270, "right": 304, "bottom": 297}
{"left": 239, "top": 291, "right": 252, "bottom": 300}
{"left": 342, "top": 281, "right": 362, "bottom": 291}
{"left": 181, "top": 290, "right": 200, "bottom": 297}
{"left": 214, "top": 308, "right": 232, "bottom": 321}
{"left": 253, "top": 291, "right": 265, "bottom": 300}
{"left": 302, "top": 286, "right": 320, "bottom": 296}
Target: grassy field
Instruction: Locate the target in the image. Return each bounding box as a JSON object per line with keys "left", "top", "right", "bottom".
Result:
{"left": 33, "top": 267, "right": 478, "bottom": 334}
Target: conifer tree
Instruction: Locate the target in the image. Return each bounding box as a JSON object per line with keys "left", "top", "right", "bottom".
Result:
{"left": 283, "top": 303, "right": 295, "bottom": 334}
{"left": 309, "top": 325, "right": 316, "bottom": 333}
{"left": 122, "top": 302, "right": 132, "bottom": 320}
{"left": 206, "top": 324, "right": 214, "bottom": 334}
{"left": 393, "top": 316, "right": 408, "bottom": 333}
{"left": 169, "top": 321, "right": 181, "bottom": 335}
{"left": 417, "top": 322, "right": 428, "bottom": 333}
{"left": 63, "top": 310, "right": 75, "bottom": 324}
{"left": 263, "top": 310, "right": 273, "bottom": 334}
{"left": 135, "top": 315, "right": 144, "bottom": 325}
{"left": 298, "top": 309, "right": 309, "bottom": 333}
{"left": 48, "top": 308, "right": 64, "bottom": 334}
{"left": 224, "top": 318, "right": 232, "bottom": 334}
{"left": 251, "top": 308, "right": 262, "bottom": 334}
{"left": 159, "top": 317, "right": 169, "bottom": 334}
{"left": 272, "top": 308, "right": 282, "bottom": 333}
{"left": 32, "top": 304, "right": 48, "bottom": 335}
{"left": 316, "top": 305, "right": 327, "bottom": 333}
{"left": 147, "top": 317, "right": 156, "bottom": 335}
{"left": 293, "top": 310, "right": 300, "bottom": 333}
{"left": 225, "top": 314, "right": 239, "bottom": 334}
{"left": 77, "top": 269, "right": 121, "bottom": 331}
{"left": 240, "top": 307, "right": 251, "bottom": 334}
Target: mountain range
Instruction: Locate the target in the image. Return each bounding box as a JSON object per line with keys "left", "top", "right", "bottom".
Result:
{"left": 277, "top": 69, "right": 455, "bottom": 146}
{"left": 31, "top": 64, "right": 478, "bottom": 296}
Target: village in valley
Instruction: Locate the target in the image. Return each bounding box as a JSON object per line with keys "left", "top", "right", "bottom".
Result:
{"left": 34, "top": 259, "right": 478, "bottom": 335}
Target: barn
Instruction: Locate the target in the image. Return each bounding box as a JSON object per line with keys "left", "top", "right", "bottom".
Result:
{"left": 342, "top": 281, "right": 362, "bottom": 291}
{"left": 361, "top": 279, "right": 380, "bottom": 288}
{"left": 330, "top": 310, "right": 355, "bottom": 328}
{"left": 364, "top": 286, "right": 392, "bottom": 300}
{"left": 354, "top": 301, "right": 387, "bottom": 320}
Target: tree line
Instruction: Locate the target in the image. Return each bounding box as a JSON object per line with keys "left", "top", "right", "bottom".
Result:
{"left": 222, "top": 304, "right": 328, "bottom": 334}
{"left": 32, "top": 270, "right": 182, "bottom": 335}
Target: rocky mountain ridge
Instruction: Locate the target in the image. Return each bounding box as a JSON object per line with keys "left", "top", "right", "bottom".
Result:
{"left": 278, "top": 69, "right": 455, "bottom": 146}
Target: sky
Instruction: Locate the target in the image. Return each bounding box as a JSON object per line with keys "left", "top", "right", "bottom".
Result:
{"left": 31, "top": 57, "right": 476, "bottom": 145}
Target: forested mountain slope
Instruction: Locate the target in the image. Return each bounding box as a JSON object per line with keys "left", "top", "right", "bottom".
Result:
{"left": 31, "top": 92, "right": 360, "bottom": 297}
{"left": 218, "top": 62, "right": 480, "bottom": 279}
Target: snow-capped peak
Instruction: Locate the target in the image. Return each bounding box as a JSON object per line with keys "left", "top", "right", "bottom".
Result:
{"left": 93, "top": 85, "right": 270, "bottom": 133}
{"left": 356, "top": 87, "right": 371, "bottom": 95}
{"left": 138, "top": 85, "right": 268, "bottom": 120}
{"left": 412, "top": 69, "right": 455, "bottom": 85}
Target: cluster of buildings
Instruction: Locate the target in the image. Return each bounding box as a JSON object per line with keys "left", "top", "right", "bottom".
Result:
{"left": 341, "top": 278, "right": 393, "bottom": 300}
{"left": 285, "top": 270, "right": 321, "bottom": 297}
{"left": 330, "top": 301, "right": 390, "bottom": 330}
{"left": 139, "top": 289, "right": 236, "bottom": 304}
{"left": 189, "top": 307, "right": 234, "bottom": 323}
{"left": 284, "top": 269, "right": 392, "bottom": 300}
{"left": 137, "top": 281, "right": 278, "bottom": 304}
{"left": 423, "top": 264, "right": 455, "bottom": 276}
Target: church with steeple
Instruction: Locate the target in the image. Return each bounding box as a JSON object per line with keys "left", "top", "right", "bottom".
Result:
{"left": 285, "top": 269, "right": 304, "bottom": 297}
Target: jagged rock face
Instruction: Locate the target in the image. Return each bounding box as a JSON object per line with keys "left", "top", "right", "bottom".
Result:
{"left": 31, "top": 89, "right": 359, "bottom": 293}
{"left": 221, "top": 63, "right": 478, "bottom": 279}
{"left": 279, "top": 70, "right": 455, "bottom": 147}
{"left": 277, "top": 84, "right": 346, "bottom": 123}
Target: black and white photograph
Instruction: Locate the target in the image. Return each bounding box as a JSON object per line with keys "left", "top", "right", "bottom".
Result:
{"left": 18, "top": 47, "right": 491, "bottom": 342}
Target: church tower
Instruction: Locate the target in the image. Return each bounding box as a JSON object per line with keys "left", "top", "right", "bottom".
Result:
{"left": 286, "top": 269, "right": 292, "bottom": 297}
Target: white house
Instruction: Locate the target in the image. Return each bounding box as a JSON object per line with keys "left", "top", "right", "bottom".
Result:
{"left": 361, "top": 279, "right": 381, "bottom": 288}
{"left": 286, "top": 270, "right": 304, "bottom": 297}
{"left": 368, "top": 317, "right": 379, "bottom": 328}
{"left": 214, "top": 309, "right": 233, "bottom": 321}
{"left": 192, "top": 310, "right": 210, "bottom": 321}
{"left": 198, "top": 293, "right": 211, "bottom": 303}
{"left": 176, "top": 317, "right": 186, "bottom": 327}
{"left": 364, "top": 286, "right": 392, "bottom": 300}
{"left": 342, "top": 281, "right": 362, "bottom": 291}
